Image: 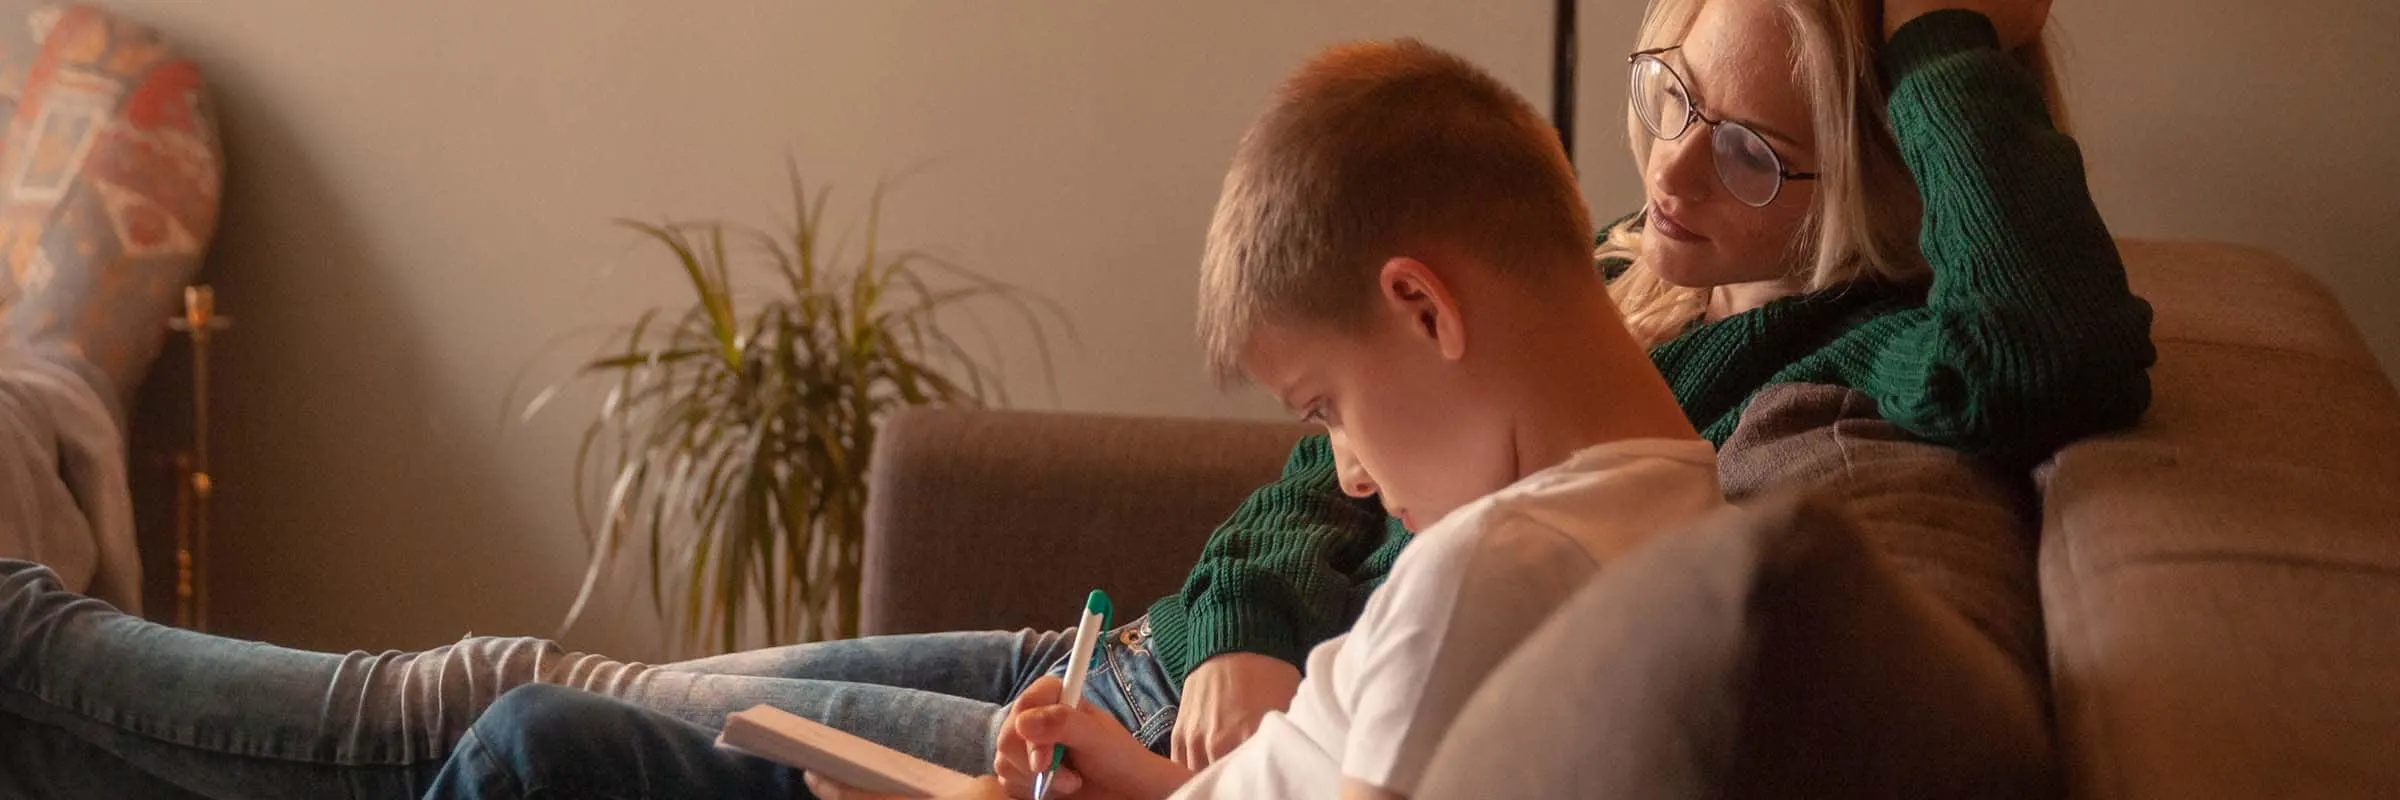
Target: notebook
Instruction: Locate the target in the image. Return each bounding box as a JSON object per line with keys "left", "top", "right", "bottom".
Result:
{"left": 717, "top": 704, "right": 979, "bottom": 797}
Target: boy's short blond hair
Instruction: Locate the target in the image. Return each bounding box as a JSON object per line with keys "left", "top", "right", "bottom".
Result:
{"left": 1198, "top": 38, "right": 1596, "bottom": 383}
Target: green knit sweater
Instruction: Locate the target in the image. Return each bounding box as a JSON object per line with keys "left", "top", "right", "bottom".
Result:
{"left": 1142, "top": 10, "right": 2156, "bottom": 683}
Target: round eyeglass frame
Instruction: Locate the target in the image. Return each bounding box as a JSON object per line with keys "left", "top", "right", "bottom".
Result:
{"left": 1627, "top": 46, "right": 1817, "bottom": 208}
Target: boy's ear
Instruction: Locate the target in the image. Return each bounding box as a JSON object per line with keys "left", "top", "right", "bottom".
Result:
{"left": 1376, "top": 257, "right": 1467, "bottom": 361}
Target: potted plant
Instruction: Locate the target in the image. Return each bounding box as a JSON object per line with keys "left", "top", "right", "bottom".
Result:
{"left": 523, "top": 175, "right": 1060, "bottom": 654}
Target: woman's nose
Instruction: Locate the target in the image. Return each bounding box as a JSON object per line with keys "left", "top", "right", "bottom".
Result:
{"left": 1650, "top": 129, "right": 1715, "bottom": 204}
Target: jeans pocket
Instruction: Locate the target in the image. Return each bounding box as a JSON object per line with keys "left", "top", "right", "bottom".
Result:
{"left": 1108, "top": 616, "right": 1181, "bottom": 753}
{"left": 1056, "top": 615, "right": 1180, "bottom": 755}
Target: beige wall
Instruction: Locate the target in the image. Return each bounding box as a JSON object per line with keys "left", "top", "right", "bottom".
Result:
{"left": 106, "top": 0, "right": 1552, "bottom": 660}
{"left": 2050, "top": 0, "right": 2400, "bottom": 373}
{"left": 109, "top": 0, "right": 2398, "bottom": 660}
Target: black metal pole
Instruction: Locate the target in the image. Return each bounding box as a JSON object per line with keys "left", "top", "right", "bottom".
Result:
{"left": 1551, "top": 0, "right": 1577, "bottom": 165}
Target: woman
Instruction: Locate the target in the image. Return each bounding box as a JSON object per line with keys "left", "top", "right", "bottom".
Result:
{"left": 0, "top": 0, "right": 2150, "bottom": 796}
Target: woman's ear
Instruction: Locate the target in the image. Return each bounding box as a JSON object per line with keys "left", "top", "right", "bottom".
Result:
{"left": 1376, "top": 257, "right": 1468, "bottom": 361}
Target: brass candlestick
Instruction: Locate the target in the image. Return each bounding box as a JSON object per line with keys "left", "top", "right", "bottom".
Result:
{"left": 166, "top": 285, "right": 229, "bottom": 630}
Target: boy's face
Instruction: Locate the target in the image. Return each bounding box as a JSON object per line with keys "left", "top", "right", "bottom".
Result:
{"left": 1239, "top": 263, "right": 1518, "bottom": 533}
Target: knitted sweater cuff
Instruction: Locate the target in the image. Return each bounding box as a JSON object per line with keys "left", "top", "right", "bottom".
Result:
{"left": 1143, "top": 595, "right": 1308, "bottom": 686}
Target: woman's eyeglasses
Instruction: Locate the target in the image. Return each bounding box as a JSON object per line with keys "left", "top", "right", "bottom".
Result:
{"left": 1628, "top": 47, "right": 1816, "bottom": 208}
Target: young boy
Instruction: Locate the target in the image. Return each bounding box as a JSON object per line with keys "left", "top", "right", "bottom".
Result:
{"left": 958, "top": 37, "right": 1720, "bottom": 800}
{"left": 423, "top": 37, "right": 1725, "bottom": 800}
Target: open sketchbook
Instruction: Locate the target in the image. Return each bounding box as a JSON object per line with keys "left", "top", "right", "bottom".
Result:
{"left": 717, "top": 704, "right": 979, "bottom": 798}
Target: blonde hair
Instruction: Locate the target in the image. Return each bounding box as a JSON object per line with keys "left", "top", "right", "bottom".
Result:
{"left": 1197, "top": 39, "right": 1595, "bottom": 384}
{"left": 1603, "top": 0, "right": 2064, "bottom": 345}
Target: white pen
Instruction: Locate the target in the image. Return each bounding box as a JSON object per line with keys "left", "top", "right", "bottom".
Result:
{"left": 1033, "top": 590, "right": 1112, "bottom": 800}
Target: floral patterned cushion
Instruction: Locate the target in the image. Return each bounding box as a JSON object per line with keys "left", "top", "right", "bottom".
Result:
{"left": 0, "top": 3, "right": 221, "bottom": 408}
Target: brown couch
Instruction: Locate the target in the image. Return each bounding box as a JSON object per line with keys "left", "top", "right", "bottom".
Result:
{"left": 860, "top": 240, "right": 2400, "bottom": 798}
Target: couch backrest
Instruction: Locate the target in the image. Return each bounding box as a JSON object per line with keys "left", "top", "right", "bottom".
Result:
{"left": 861, "top": 407, "right": 1309, "bottom": 636}
{"left": 2038, "top": 240, "right": 2400, "bottom": 798}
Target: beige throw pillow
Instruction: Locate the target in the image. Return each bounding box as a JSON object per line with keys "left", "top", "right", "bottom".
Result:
{"left": 1718, "top": 383, "right": 2045, "bottom": 683}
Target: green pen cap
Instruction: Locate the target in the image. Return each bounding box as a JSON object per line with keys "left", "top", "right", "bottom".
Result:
{"left": 1085, "top": 590, "right": 1113, "bottom": 628}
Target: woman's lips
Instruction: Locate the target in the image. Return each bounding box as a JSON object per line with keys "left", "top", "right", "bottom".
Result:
{"left": 1650, "top": 206, "right": 1708, "bottom": 243}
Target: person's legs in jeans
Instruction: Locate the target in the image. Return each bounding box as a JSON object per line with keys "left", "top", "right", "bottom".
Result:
{"left": 0, "top": 711, "right": 208, "bottom": 800}
{"left": 428, "top": 685, "right": 805, "bottom": 800}
{"left": 659, "top": 627, "right": 1072, "bottom": 704}
{"left": 0, "top": 559, "right": 1087, "bottom": 798}
{"left": 667, "top": 615, "right": 1189, "bottom": 753}
{"left": 425, "top": 618, "right": 1189, "bottom": 798}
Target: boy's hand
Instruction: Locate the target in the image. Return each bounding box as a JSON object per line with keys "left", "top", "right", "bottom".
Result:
{"left": 995, "top": 676, "right": 1191, "bottom": 800}
{"left": 994, "top": 677, "right": 1070, "bottom": 797}
{"left": 803, "top": 772, "right": 1010, "bottom": 800}
{"left": 1882, "top": 0, "right": 2050, "bottom": 50}
{"left": 1171, "top": 653, "right": 1302, "bottom": 770}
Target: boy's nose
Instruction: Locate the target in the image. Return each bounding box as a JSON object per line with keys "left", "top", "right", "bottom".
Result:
{"left": 1327, "top": 432, "right": 1379, "bottom": 499}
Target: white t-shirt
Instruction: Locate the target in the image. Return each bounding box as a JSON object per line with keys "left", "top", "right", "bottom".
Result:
{"left": 1170, "top": 437, "right": 1723, "bottom": 799}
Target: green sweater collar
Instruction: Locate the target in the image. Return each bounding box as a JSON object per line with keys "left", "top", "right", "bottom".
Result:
{"left": 1650, "top": 279, "right": 1920, "bottom": 439}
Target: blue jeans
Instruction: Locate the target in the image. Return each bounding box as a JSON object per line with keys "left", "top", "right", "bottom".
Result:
{"left": 424, "top": 619, "right": 1180, "bottom": 799}
{"left": 0, "top": 559, "right": 1180, "bottom": 798}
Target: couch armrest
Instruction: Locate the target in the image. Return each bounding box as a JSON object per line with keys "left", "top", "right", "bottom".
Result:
{"left": 861, "top": 408, "right": 1310, "bottom": 636}
{"left": 2037, "top": 242, "right": 2400, "bottom": 798}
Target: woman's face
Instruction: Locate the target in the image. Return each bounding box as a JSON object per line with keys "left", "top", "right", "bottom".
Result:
{"left": 1641, "top": 0, "right": 1822, "bottom": 290}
